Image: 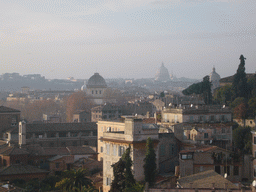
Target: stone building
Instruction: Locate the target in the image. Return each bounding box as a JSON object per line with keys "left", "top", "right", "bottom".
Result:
{"left": 161, "top": 105, "right": 232, "bottom": 125}
{"left": 86, "top": 73, "right": 107, "bottom": 105}
{"left": 97, "top": 116, "right": 159, "bottom": 192}
{"left": 0, "top": 106, "right": 20, "bottom": 135}
{"left": 91, "top": 103, "right": 122, "bottom": 122}
{"left": 179, "top": 146, "right": 243, "bottom": 182}
{"left": 5, "top": 122, "right": 97, "bottom": 147}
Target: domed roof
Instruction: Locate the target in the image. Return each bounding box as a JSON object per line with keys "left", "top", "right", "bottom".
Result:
{"left": 209, "top": 67, "right": 220, "bottom": 82}
{"left": 155, "top": 63, "right": 170, "bottom": 81}
{"left": 86, "top": 73, "right": 107, "bottom": 88}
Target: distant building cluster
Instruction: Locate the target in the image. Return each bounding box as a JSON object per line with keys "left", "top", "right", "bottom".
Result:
{"left": 0, "top": 65, "right": 256, "bottom": 192}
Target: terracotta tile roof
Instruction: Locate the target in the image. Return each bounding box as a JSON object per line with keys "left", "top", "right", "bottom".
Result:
{"left": 0, "top": 106, "right": 20, "bottom": 113}
{"left": 26, "top": 145, "right": 96, "bottom": 156}
{"left": 0, "top": 146, "right": 29, "bottom": 156}
{"left": 67, "top": 146, "right": 96, "bottom": 155}
{"left": 26, "top": 122, "right": 97, "bottom": 133}
{"left": 0, "top": 164, "right": 48, "bottom": 176}
{"left": 180, "top": 146, "right": 217, "bottom": 153}
{"left": 142, "top": 118, "right": 156, "bottom": 124}
{"left": 177, "top": 170, "right": 238, "bottom": 189}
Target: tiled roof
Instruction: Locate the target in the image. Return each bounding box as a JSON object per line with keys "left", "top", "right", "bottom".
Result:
{"left": 180, "top": 146, "right": 217, "bottom": 153}
{"left": 0, "top": 146, "right": 29, "bottom": 156}
{"left": 0, "top": 164, "right": 48, "bottom": 176}
{"left": 178, "top": 170, "right": 238, "bottom": 189}
{"left": 26, "top": 145, "right": 96, "bottom": 156}
{"left": 0, "top": 106, "right": 20, "bottom": 113}
{"left": 67, "top": 146, "right": 96, "bottom": 155}
{"left": 26, "top": 122, "right": 97, "bottom": 133}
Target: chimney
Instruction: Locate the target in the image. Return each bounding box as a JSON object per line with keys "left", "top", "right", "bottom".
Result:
{"left": 19, "top": 121, "right": 26, "bottom": 147}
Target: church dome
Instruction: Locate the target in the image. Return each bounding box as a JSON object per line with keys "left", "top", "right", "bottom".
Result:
{"left": 209, "top": 67, "right": 221, "bottom": 91}
{"left": 86, "top": 73, "right": 107, "bottom": 88}
{"left": 209, "top": 67, "right": 220, "bottom": 82}
{"left": 155, "top": 63, "right": 170, "bottom": 81}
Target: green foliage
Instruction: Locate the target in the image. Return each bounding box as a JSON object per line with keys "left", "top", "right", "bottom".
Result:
{"left": 143, "top": 137, "right": 156, "bottom": 187}
{"left": 125, "top": 182, "right": 144, "bottom": 192}
{"left": 248, "top": 74, "right": 256, "bottom": 98}
{"left": 214, "top": 85, "right": 234, "bottom": 105}
{"left": 229, "top": 97, "right": 246, "bottom": 109}
{"left": 182, "top": 75, "right": 212, "bottom": 104}
{"left": 110, "top": 145, "right": 135, "bottom": 192}
{"left": 110, "top": 158, "right": 126, "bottom": 192}
{"left": 232, "top": 55, "right": 249, "bottom": 99}
{"left": 123, "top": 146, "right": 136, "bottom": 190}
{"left": 233, "top": 126, "right": 252, "bottom": 154}
{"left": 248, "top": 97, "right": 256, "bottom": 117}
{"left": 160, "top": 92, "right": 165, "bottom": 98}
{"left": 55, "top": 168, "right": 93, "bottom": 192}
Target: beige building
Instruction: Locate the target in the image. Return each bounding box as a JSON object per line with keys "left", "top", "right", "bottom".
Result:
{"left": 97, "top": 116, "right": 159, "bottom": 192}
{"left": 162, "top": 105, "right": 232, "bottom": 125}
{"left": 179, "top": 146, "right": 243, "bottom": 182}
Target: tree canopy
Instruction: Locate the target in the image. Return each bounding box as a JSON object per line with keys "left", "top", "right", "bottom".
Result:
{"left": 232, "top": 55, "right": 249, "bottom": 99}
{"left": 182, "top": 75, "right": 212, "bottom": 104}
{"left": 143, "top": 137, "right": 156, "bottom": 187}
{"left": 233, "top": 126, "right": 252, "bottom": 154}
{"left": 110, "top": 145, "right": 135, "bottom": 192}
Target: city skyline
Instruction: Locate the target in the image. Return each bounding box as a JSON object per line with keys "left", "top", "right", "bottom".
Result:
{"left": 1, "top": 0, "right": 256, "bottom": 80}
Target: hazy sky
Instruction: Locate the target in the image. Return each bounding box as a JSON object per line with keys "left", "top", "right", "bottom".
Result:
{"left": 1, "top": 0, "right": 255, "bottom": 80}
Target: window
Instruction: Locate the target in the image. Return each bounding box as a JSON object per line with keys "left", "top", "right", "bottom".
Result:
{"left": 59, "top": 132, "right": 66, "bottom": 137}
{"left": 96, "top": 90, "right": 98, "bottom": 94}
{"left": 222, "top": 128, "right": 225, "bottom": 133}
{"left": 224, "top": 166, "right": 230, "bottom": 176}
{"left": 181, "top": 153, "right": 192, "bottom": 160}
{"left": 254, "top": 137, "right": 256, "bottom": 145}
{"left": 56, "top": 162, "right": 60, "bottom": 168}
{"left": 50, "top": 142, "right": 54, "bottom": 147}
{"left": 101, "top": 147, "right": 103, "bottom": 153}
{"left": 210, "top": 115, "right": 215, "bottom": 122}
{"left": 160, "top": 144, "right": 165, "bottom": 156}
{"left": 16, "top": 160, "right": 20, "bottom": 164}
{"left": 200, "top": 166, "right": 203, "bottom": 172}
{"left": 50, "top": 133, "right": 55, "bottom": 138}
{"left": 204, "top": 133, "right": 208, "bottom": 138}
{"left": 215, "top": 166, "right": 221, "bottom": 174}
{"left": 234, "top": 166, "right": 239, "bottom": 176}
{"left": 113, "top": 145, "right": 117, "bottom": 156}
{"left": 92, "top": 90, "right": 94, "bottom": 94}
{"left": 99, "top": 90, "right": 101, "bottom": 94}
{"left": 189, "top": 116, "right": 194, "bottom": 123}
{"left": 61, "top": 142, "right": 66, "bottom": 147}
{"left": 169, "top": 144, "right": 174, "bottom": 155}
{"left": 118, "top": 146, "right": 125, "bottom": 156}
{"left": 106, "top": 144, "right": 110, "bottom": 155}
{"left": 84, "top": 141, "right": 88, "bottom": 145}
{"left": 106, "top": 177, "right": 111, "bottom": 186}
{"left": 73, "top": 141, "right": 77, "bottom": 146}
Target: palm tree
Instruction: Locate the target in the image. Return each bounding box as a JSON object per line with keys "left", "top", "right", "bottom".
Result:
{"left": 55, "top": 168, "right": 94, "bottom": 191}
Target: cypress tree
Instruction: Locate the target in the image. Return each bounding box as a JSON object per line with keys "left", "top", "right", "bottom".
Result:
{"left": 123, "top": 145, "right": 135, "bottom": 190}
{"left": 143, "top": 137, "right": 156, "bottom": 186}
{"left": 232, "top": 55, "right": 249, "bottom": 99}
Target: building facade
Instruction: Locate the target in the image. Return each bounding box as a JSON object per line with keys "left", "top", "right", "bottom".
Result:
{"left": 98, "top": 117, "right": 159, "bottom": 192}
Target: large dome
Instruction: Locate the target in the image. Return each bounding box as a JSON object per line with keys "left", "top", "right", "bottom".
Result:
{"left": 209, "top": 67, "right": 220, "bottom": 91}
{"left": 209, "top": 67, "right": 220, "bottom": 82}
{"left": 86, "top": 73, "right": 107, "bottom": 88}
{"left": 155, "top": 63, "right": 170, "bottom": 81}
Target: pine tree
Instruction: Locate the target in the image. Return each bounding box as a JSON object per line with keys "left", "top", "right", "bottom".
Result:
{"left": 110, "top": 158, "right": 126, "bottom": 192}
{"left": 143, "top": 137, "right": 156, "bottom": 187}
{"left": 110, "top": 145, "right": 135, "bottom": 192}
{"left": 232, "top": 55, "right": 249, "bottom": 99}
{"left": 123, "top": 146, "right": 136, "bottom": 190}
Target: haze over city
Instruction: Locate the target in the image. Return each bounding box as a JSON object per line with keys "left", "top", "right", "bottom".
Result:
{"left": 1, "top": 0, "right": 255, "bottom": 80}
